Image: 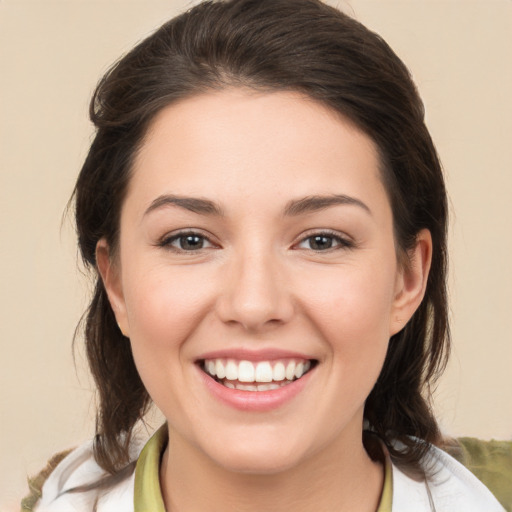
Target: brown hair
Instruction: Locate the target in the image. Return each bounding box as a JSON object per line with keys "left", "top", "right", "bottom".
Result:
{"left": 74, "top": 0, "right": 449, "bottom": 476}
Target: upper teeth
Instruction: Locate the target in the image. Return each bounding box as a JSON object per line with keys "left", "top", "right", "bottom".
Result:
{"left": 203, "top": 359, "right": 311, "bottom": 383}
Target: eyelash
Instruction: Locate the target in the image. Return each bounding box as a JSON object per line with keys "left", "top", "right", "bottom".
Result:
{"left": 294, "top": 230, "right": 354, "bottom": 252}
{"left": 158, "top": 230, "right": 217, "bottom": 253}
{"left": 158, "top": 230, "right": 354, "bottom": 253}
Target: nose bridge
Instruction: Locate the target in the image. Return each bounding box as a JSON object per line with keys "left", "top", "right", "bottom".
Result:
{"left": 218, "top": 241, "right": 293, "bottom": 330}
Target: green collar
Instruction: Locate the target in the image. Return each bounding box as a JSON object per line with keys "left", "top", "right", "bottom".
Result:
{"left": 134, "top": 424, "right": 167, "bottom": 512}
{"left": 380, "top": 451, "right": 393, "bottom": 512}
{"left": 133, "top": 424, "right": 392, "bottom": 512}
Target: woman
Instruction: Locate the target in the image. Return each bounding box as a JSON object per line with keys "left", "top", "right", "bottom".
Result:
{"left": 27, "top": 0, "right": 505, "bottom": 510}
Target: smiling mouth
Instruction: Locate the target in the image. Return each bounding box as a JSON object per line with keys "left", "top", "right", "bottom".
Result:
{"left": 199, "top": 358, "right": 317, "bottom": 392}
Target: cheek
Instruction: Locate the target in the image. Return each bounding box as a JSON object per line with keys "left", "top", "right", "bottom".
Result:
{"left": 121, "top": 264, "right": 215, "bottom": 362}
{"left": 298, "top": 260, "right": 396, "bottom": 376}
{"left": 120, "top": 265, "right": 218, "bottom": 420}
{"left": 305, "top": 265, "right": 395, "bottom": 337}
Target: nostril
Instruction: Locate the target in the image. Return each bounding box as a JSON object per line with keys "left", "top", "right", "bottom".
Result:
{"left": 214, "top": 262, "right": 295, "bottom": 329}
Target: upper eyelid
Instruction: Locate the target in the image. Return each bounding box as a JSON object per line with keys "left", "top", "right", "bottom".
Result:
{"left": 295, "top": 229, "right": 353, "bottom": 243}
{"left": 158, "top": 229, "right": 218, "bottom": 248}
{"left": 160, "top": 228, "right": 214, "bottom": 240}
{"left": 292, "top": 230, "right": 355, "bottom": 250}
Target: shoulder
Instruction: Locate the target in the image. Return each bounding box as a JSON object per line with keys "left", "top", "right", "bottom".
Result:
{"left": 391, "top": 444, "right": 506, "bottom": 512}
{"left": 28, "top": 439, "right": 142, "bottom": 512}
{"left": 445, "top": 436, "right": 512, "bottom": 510}
{"left": 21, "top": 449, "right": 73, "bottom": 511}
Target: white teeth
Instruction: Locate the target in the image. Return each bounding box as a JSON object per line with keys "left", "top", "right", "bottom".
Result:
{"left": 238, "top": 384, "right": 257, "bottom": 391}
{"left": 225, "top": 360, "right": 238, "bottom": 380}
{"left": 267, "top": 383, "right": 281, "bottom": 390}
{"left": 237, "top": 382, "right": 286, "bottom": 392}
{"left": 285, "top": 361, "right": 296, "bottom": 381}
{"left": 238, "top": 360, "right": 255, "bottom": 382}
{"left": 273, "top": 362, "right": 285, "bottom": 381}
{"left": 255, "top": 361, "right": 273, "bottom": 382}
{"left": 203, "top": 358, "right": 313, "bottom": 386}
{"left": 215, "top": 360, "right": 226, "bottom": 379}
{"left": 294, "top": 362, "right": 304, "bottom": 379}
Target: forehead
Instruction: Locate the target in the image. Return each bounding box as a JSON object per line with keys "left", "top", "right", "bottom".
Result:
{"left": 127, "top": 89, "right": 388, "bottom": 217}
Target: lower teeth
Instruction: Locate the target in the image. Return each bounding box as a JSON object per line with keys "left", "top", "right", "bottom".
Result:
{"left": 223, "top": 380, "right": 292, "bottom": 392}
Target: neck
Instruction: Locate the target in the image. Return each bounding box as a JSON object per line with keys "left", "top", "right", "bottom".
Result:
{"left": 160, "top": 427, "right": 384, "bottom": 512}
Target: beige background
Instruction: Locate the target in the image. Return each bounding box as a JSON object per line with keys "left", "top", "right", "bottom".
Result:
{"left": 1, "top": 0, "right": 511, "bottom": 508}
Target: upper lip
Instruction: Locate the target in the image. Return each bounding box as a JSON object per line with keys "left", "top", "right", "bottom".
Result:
{"left": 196, "top": 348, "right": 316, "bottom": 362}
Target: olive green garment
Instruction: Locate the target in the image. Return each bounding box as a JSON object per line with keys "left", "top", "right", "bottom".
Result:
{"left": 133, "top": 425, "right": 393, "bottom": 512}
{"left": 445, "top": 437, "right": 512, "bottom": 512}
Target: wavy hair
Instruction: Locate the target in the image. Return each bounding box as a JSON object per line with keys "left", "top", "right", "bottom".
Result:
{"left": 74, "top": 0, "right": 449, "bottom": 475}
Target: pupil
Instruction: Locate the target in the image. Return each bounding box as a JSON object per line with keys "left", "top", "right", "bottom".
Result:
{"left": 311, "top": 236, "right": 332, "bottom": 250}
{"left": 181, "top": 235, "right": 203, "bottom": 250}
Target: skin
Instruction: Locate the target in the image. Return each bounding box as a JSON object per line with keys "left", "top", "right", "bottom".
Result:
{"left": 97, "top": 89, "right": 432, "bottom": 512}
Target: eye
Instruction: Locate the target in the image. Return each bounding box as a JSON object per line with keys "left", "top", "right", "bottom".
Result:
{"left": 159, "top": 231, "right": 215, "bottom": 252}
{"left": 296, "top": 232, "right": 353, "bottom": 251}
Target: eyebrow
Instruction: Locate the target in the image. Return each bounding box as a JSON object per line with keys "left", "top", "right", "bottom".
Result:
{"left": 144, "top": 195, "right": 224, "bottom": 217}
{"left": 283, "top": 194, "right": 371, "bottom": 216}
{"left": 143, "top": 193, "right": 371, "bottom": 218}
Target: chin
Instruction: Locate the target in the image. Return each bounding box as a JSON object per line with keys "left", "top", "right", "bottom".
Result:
{"left": 216, "top": 452, "right": 302, "bottom": 476}
{"left": 202, "top": 434, "right": 307, "bottom": 476}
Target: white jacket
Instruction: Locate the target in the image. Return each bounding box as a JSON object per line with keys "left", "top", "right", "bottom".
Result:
{"left": 35, "top": 438, "right": 505, "bottom": 512}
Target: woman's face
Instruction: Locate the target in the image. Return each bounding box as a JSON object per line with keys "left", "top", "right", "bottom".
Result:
{"left": 99, "top": 89, "right": 429, "bottom": 474}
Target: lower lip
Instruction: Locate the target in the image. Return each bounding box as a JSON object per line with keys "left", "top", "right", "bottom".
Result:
{"left": 197, "top": 365, "right": 314, "bottom": 412}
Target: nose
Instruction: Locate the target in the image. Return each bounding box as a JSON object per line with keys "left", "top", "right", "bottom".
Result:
{"left": 216, "top": 247, "right": 294, "bottom": 332}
